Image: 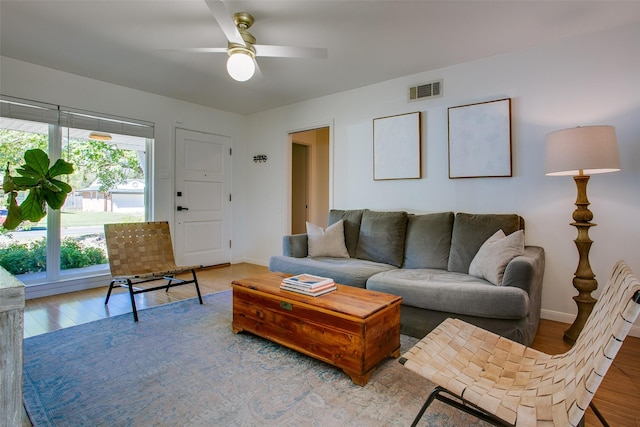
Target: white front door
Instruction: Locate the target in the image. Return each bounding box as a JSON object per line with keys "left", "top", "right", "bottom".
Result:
{"left": 174, "top": 128, "right": 231, "bottom": 266}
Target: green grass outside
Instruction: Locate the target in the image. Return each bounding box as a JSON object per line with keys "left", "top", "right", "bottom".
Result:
{"left": 32, "top": 211, "right": 145, "bottom": 228}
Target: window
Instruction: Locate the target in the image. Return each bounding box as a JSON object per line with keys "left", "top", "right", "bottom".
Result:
{"left": 0, "top": 96, "right": 153, "bottom": 291}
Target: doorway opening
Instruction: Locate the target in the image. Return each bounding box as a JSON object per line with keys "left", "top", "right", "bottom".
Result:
{"left": 289, "top": 127, "right": 329, "bottom": 234}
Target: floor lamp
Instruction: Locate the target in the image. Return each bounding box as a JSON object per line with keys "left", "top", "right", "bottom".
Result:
{"left": 545, "top": 125, "right": 621, "bottom": 345}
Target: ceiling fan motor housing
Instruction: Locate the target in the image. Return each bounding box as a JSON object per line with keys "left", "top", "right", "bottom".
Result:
{"left": 228, "top": 12, "right": 256, "bottom": 56}
{"left": 233, "top": 12, "right": 257, "bottom": 45}
{"left": 233, "top": 12, "right": 254, "bottom": 30}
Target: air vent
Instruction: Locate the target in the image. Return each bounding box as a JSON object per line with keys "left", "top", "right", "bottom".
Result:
{"left": 408, "top": 79, "right": 443, "bottom": 102}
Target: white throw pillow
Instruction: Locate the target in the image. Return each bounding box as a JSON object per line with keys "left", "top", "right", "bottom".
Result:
{"left": 306, "top": 220, "right": 350, "bottom": 258}
{"left": 469, "top": 229, "right": 525, "bottom": 286}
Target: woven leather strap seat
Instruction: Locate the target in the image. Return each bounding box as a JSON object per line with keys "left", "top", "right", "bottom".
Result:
{"left": 104, "top": 221, "right": 203, "bottom": 321}
{"left": 401, "top": 260, "right": 640, "bottom": 426}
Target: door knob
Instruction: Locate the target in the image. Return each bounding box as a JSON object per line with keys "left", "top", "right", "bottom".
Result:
{"left": 177, "top": 206, "right": 189, "bottom": 211}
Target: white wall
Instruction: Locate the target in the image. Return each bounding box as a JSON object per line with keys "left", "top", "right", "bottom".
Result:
{"left": 0, "top": 56, "right": 248, "bottom": 265}
{"left": 244, "top": 23, "right": 640, "bottom": 329}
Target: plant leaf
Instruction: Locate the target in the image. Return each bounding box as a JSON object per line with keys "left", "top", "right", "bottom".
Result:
{"left": 3, "top": 192, "right": 23, "bottom": 230}
{"left": 2, "top": 166, "right": 16, "bottom": 193}
{"left": 48, "top": 158, "right": 74, "bottom": 178}
{"left": 49, "top": 178, "right": 73, "bottom": 194}
{"left": 12, "top": 176, "right": 41, "bottom": 187}
{"left": 23, "top": 149, "right": 50, "bottom": 176}
{"left": 43, "top": 187, "right": 68, "bottom": 210}
{"left": 43, "top": 180, "right": 62, "bottom": 193}
{"left": 16, "top": 164, "right": 45, "bottom": 177}
{"left": 20, "top": 188, "right": 47, "bottom": 222}
{"left": 2, "top": 148, "right": 75, "bottom": 229}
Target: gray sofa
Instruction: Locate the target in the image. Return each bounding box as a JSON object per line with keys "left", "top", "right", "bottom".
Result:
{"left": 269, "top": 209, "right": 545, "bottom": 346}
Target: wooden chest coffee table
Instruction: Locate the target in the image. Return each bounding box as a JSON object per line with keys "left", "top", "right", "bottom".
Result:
{"left": 231, "top": 272, "right": 401, "bottom": 386}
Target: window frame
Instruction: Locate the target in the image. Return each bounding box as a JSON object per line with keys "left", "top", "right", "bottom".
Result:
{"left": 1, "top": 95, "right": 154, "bottom": 296}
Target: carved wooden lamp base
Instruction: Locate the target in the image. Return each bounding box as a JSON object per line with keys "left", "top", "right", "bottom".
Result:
{"left": 563, "top": 175, "right": 597, "bottom": 345}
{"left": 563, "top": 293, "right": 597, "bottom": 345}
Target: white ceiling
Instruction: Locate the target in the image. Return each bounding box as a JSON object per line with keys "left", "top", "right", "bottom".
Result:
{"left": 2, "top": 1, "right": 640, "bottom": 115}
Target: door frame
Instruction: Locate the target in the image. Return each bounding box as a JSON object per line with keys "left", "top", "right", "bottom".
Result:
{"left": 287, "top": 122, "right": 333, "bottom": 234}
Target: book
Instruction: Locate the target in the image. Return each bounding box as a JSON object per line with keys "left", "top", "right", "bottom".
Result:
{"left": 280, "top": 284, "right": 337, "bottom": 297}
{"left": 282, "top": 273, "right": 334, "bottom": 288}
{"left": 280, "top": 281, "right": 336, "bottom": 293}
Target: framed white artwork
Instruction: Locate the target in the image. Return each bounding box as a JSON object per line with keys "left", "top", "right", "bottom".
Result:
{"left": 373, "top": 111, "right": 422, "bottom": 180}
{"left": 448, "top": 98, "right": 512, "bottom": 178}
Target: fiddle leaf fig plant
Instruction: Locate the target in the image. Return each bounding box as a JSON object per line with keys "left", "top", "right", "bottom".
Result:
{"left": 2, "top": 148, "right": 74, "bottom": 230}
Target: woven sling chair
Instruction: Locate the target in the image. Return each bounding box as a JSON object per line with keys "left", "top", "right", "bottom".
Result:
{"left": 104, "top": 221, "right": 203, "bottom": 321}
{"left": 400, "top": 260, "right": 640, "bottom": 427}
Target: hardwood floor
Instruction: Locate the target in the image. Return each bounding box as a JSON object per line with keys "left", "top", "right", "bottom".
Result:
{"left": 23, "top": 263, "right": 640, "bottom": 426}
{"left": 23, "top": 263, "right": 268, "bottom": 338}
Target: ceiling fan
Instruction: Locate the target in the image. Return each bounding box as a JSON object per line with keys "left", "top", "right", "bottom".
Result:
{"left": 171, "top": 0, "right": 328, "bottom": 82}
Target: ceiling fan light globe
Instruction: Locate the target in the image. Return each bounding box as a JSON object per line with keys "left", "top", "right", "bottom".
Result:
{"left": 227, "top": 52, "right": 255, "bottom": 81}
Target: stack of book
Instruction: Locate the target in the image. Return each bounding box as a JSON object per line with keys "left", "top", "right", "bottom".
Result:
{"left": 280, "top": 273, "right": 337, "bottom": 296}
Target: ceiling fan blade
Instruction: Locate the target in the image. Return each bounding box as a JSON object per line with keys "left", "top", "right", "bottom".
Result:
{"left": 254, "top": 45, "right": 328, "bottom": 59}
{"left": 204, "top": 0, "right": 245, "bottom": 46}
{"left": 160, "top": 47, "right": 228, "bottom": 53}
{"left": 253, "top": 59, "right": 263, "bottom": 79}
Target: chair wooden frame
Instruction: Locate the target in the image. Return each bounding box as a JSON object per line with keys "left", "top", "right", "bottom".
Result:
{"left": 400, "top": 260, "right": 640, "bottom": 426}
{"left": 104, "top": 221, "right": 203, "bottom": 321}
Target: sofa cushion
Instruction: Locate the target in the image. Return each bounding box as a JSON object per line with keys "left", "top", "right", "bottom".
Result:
{"left": 356, "top": 210, "right": 408, "bottom": 268}
{"left": 469, "top": 229, "right": 525, "bottom": 286}
{"left": 328, "top": 209, "right": 365, "bottom": 258}
{"left": 448, "top": 213, "right": 523, "bottom": 273}
{"left": 306, "top": 220, "right": 350, "bottom": 258}
{"left": 403, "top": 212, "right": 454, "bottom": 269}
{"left": 269, "top": 255, "right": 396, "bottom": 288}
{"left": 366, "top": 269, "right": 529, "bottom": 319}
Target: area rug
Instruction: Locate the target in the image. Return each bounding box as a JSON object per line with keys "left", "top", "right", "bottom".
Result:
{"left": 23, "top": 291, "right": 489, "bottom": 426}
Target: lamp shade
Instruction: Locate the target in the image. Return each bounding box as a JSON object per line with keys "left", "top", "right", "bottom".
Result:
{"left": 226, "top": 51, "right": 255, "bottom": 82}
{"left": 545, "top": 125, "right": 621, "bottom": 176}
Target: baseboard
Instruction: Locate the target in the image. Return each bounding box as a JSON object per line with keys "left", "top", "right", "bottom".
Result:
{"left": 239, "top": 257, "right": 269, "bottom": 267}
{"left": 25, "top": 274, "right": 110, "bottom": 300}
{"left": 541, "top": 309, "right": 640, "bottom": 338}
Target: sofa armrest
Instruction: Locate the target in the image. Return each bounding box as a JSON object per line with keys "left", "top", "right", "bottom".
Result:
{"left": 283, "top": 233, "right": 308, "bottom": 258}
{"left": 502, "top": 246, "right": 545, "bottom": 294}
{"left": 503, "top": 246, "right": 545, "bottom": 320}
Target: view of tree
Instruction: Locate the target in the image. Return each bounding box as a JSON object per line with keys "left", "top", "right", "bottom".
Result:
{"left": 64, "top": 138, "right": 143, "bottom": 192}
{"left": 0, "top": 129, "right": 47, "bottom": 165}
{"left": 0, "top": 129, "right": 143, "bottom": 194}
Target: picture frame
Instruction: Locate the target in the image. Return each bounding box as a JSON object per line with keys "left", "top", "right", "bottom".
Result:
{"left": 448, "top": 98, "right": 512, "bottom": 178}
{"left": 373, "top": 111, "right": 422, "bottom": 180}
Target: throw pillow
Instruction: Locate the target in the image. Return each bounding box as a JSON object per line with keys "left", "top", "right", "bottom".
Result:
{"left": 328, "top": 209, "right": 365, "bottom": 258}
{"left": 403, "top": 212, "right": 454, "bottom": 269}
{"left": 306, "top": 220, "right": 350, "bottom": 258}
{"left": 469, "top": 229, "right": 525, "bottom": 286}
{"left": 355, "top": 210, "right": 408, "bottom": 267}
{"left": 448, "top": 213, "right": 523, "bottom": 273}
